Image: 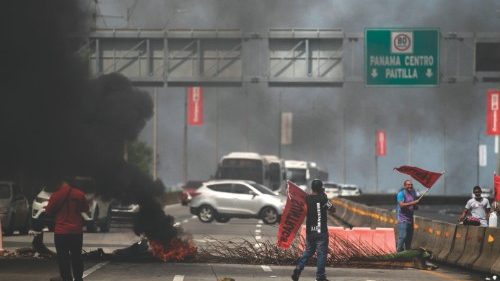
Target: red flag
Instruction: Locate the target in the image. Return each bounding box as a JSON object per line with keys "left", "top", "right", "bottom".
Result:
{"left": 277, "top": 181, "right": 307, "bottom": 249}
{"left": 494, "top": 174, "right": 500, "bottom": 201}
{"left": 394, "top": 165, "right": 443, "bottom": 189}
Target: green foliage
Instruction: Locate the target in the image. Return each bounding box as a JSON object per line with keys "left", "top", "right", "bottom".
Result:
{"left": 127, "top": 141, "right": 153, "bottom": 175}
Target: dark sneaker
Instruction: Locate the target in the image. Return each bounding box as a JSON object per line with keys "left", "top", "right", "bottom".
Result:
{"left": 291, "top": 268, "right": 301, "bottom": 281}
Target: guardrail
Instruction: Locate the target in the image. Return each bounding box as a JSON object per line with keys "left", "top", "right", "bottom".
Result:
{"left": 331, "top": 197, "right": 500, "bottom": 275}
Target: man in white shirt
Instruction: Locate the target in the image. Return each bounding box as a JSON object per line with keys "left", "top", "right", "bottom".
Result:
{"left": 459, "top": 186, "right": 491, "bottom": 227}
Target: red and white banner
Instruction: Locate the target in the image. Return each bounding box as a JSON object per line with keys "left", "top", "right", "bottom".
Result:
{"left": 187, "top": 87, "right": 203, "bottom": 126}
{"left": 376, "top": 130, "right": 386, "bottom": 156}
{"left": 394, "top": 165, "right": 443, "bottom": 189}
{"left": 487, "top": 89, "right": 500, "bottom": 135}
{"left": 494, "top": 174, "right": 500, "bottom": 201}
{"left": 277, "top": 181, "right": 307, "bottom": 249}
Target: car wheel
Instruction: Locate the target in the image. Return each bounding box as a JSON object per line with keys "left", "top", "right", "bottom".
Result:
{"left": 4, "top": 213, "right": 15, "bottom": 236}
{"left": 260, "top": 207, "right": 278, "bottom": 225}
{"left": 87, "top": 208, "right": 98, "bottom": 233}
{"left": 99, "top": 210, "right": 111, "bottom": 233}
{"left": 30, "top": 217, "right": 43, "bottom": 232}
{"left": 215, "top": 216, "right": 230, "bottom": 223}
{"left": 19, "top": 215, "right": 30, "bottom": 235}
{"left": 198, "top": 205, "right": 215, "bottom": 223}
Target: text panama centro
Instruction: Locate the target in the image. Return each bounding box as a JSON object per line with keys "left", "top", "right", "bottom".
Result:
{"left": 369, "top": 55, "right": 435, "bottom": 79}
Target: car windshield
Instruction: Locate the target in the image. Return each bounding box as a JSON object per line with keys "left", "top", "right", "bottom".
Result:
{"left": 287, "top": 168, "right": 307, "bottom": 186}
{"left": 249, "top": 183, "right": 276, "bottom": 196}
{"left": 218, "top": 159, "right": 264, "bottom": 184}
{"left": 0, "top": 184, "right": 11, "bottom": 198}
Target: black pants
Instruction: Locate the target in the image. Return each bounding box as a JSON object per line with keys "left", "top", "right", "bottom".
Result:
{"left": 54, "top": 233, "right": 84, "bottom": 281}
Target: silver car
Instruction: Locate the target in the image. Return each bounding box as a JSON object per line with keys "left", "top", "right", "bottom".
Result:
{"left": 0, "top": 181, "right": 30, "bottom": 235}
{"left": 190, "top": 180, "right": 285, "bottom": 224}
{"left": 339, "top": 184, "right": 361, "bottom": 196}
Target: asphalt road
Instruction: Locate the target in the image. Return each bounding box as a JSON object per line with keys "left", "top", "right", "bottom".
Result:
{"left": 0, "top": 203, "right": 489, "bottom": 281}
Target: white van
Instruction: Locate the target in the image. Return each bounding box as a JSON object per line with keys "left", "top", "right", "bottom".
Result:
{"left": 31, "top": 177, "right": 111, "bottom": 233}
{"left": 0, "top": 181, "right": 30, "bottom": 235}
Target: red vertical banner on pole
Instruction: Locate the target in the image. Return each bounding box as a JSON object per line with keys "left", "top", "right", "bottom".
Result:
{"left": 487, "top": 89, "right": 500, "bottom": 135}
{"left": 494, "top": 174, "right": 500, "bottom": 201}
{"left": 187, "top": 87, "right": 203, "bottom": 126}
{"left": 376, "top": 130, "right": 386, "bottom": 156}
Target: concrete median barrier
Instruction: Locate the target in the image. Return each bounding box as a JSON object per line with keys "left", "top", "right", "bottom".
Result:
{"left": 435, "top": 222, "right": 457, "bottom": 262}
{"left": 446, "top": 224, "right": 468, "bottom": 264}
{"left": 457, "top": 226, "right": 486, "bottom": 268}
{"left": 411, "top": 216, "right": 428, "bottom": 249}
{"left": 299, "top": 225, "right": 396, "bottom": 254}
{"left": 473, "top": 227, "right": 500, "bottom": 273}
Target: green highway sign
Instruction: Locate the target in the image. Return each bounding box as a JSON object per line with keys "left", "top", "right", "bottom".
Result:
{"left": 365, "top": 28, "right": 439, "bottom": 86}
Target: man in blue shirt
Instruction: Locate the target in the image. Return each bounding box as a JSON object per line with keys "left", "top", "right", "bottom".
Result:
{"left": 396, "top": 179, "right": 421, "bottom": 252}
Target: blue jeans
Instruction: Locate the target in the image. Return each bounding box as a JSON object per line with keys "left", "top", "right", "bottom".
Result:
{"left": 296, "top": 232, "right": 329, "bottom": 279}
{"left": 396, "top": 222, "right": 413, "bottom": 252}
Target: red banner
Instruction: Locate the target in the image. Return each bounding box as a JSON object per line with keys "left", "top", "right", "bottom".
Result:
{"left": 187, "top": 87, "right": 203, "bottom": 126}
{"left": 376, "top": 130, "right": 386, "bottom": 156}
{"left": 487, "top": 89, "right": 500, "bottom": 135}
{"left": 277, "top": 181, "right": 307, "bottom": 249}
{"left": 494, "top": 174, "right": 500, "bottom": 201}
{"left": 394, "top": 165, "right": 443, "bottom": 189}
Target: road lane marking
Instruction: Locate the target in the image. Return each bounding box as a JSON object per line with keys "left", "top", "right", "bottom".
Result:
{"left": 182, "top": 219, "right": 188, "bottom": 223}
{"left": 261, "top": 265, "right": 272, "bottom": 272}
{"left": 192, "top": 215, "right": 197, "bottom": 219}
{"left": 255, "top": 229, "right": 261, "bottom": 233}
{"left": 82, "top": 261, "right": 109, "bottom": 279}
{"left": 258, "top": 220, "right": 263, "bottom": 224}
{"left": 256, "top": 224, "right": 262, "bottom": 228}
{"left": 255, "top": 235, "right": 262, "bottom": 240}
{"left": 173, "top": 275, "right": 184, "bottom": 281}
{"left": 174, "top": 222, "right": 181, "bottom": 227}
{"left": 254, "top": 243, "right": 263, "bottom": 248}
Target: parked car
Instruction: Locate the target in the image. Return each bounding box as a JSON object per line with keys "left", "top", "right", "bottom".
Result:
{"left": 31, "top": 177, "right": 111, "bottom": 232}
{"left": 0, "top": 181, "right": 30, "bottom": 235}
{"left": 180, "top": 180, "right": 204, "bottom": 205}
{"left": 323, "top": 182, "right": 340, "bottom": 199}
{"left": 111, "top": 200, "right": 140, "bottom": 224}
{"left": 339, "top": 184, "right": 361, "bottom": 196}
{"left": 190, "top": 180, "right": 285, "bottom": 224}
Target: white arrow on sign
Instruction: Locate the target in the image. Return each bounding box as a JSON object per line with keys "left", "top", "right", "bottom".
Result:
{"left": 371, "top": 68, "right": 378, "bottom": 78}
{"left": 425, "top": 68, "right": 433, "bottom": 78}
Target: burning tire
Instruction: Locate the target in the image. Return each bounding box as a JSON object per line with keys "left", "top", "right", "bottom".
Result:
{"left": 260, "top": 207, "right": 278, "bottom": 225}
{"left": 215, "top": 216, "right": 230, "bottom": 223}
{"left": 198, "top": 205, "right": 215, "bottom": 223}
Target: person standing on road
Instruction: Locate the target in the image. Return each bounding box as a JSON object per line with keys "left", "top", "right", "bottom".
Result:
{"left": 45, "top": 178, "right": 89, "bottom": 281}
{"left": 396, "top": 179, "right": 420, "bottom": 252}
{"left": 291, "top": 179, "right": 334, "bottom": 281}
{"left": 459, "top": 186, "right": 491, "bottom": 227}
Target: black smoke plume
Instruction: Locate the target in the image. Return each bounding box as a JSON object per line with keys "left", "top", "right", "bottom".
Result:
{"left": 2, "top": 1, "right": 177, "bottom": 245}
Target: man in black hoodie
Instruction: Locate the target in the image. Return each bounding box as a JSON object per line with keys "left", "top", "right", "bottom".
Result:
{"left": 292, "top": 179, "right": 334, "bottom": 281}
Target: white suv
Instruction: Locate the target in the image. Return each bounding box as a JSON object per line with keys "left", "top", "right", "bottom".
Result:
{"left": 190, "top": 180, "right": 285, "bottom": 224}
{"left": 31, "top": 177, "right": 111, "bottom": 233}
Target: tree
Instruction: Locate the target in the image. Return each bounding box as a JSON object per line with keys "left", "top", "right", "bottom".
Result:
{"left": 127, "top": 141, "right": 153, "bottom": 176}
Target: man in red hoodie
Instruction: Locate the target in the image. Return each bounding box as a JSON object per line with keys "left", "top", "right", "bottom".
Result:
{"left": 45, "top": 178, "right": 89, "bottom": 281}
